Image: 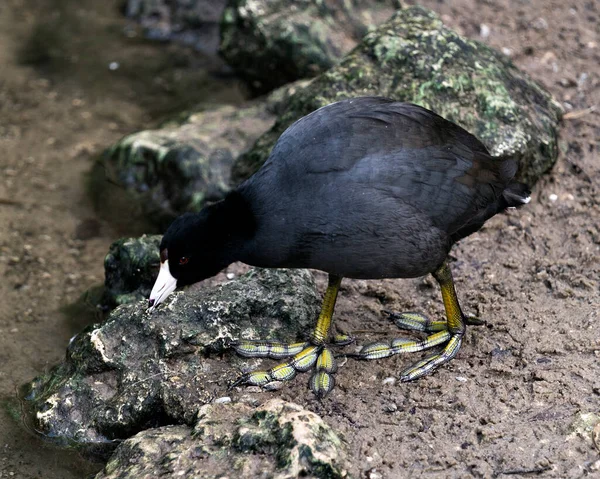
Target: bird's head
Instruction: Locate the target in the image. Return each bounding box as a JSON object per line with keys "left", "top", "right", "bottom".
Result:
{"left": 147, "top": 210, "right": 235, "bottom": 312}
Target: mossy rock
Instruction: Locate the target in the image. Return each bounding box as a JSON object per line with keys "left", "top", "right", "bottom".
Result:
{"left": 102, "top": 234, "right": 162, "bottom": 309}
{"left": 97, "top": 400, "right": 350, "bottom": 478}
{"left": 90, "top": 82, "right": 308, "bottom": 232}
{"left": 22, "top": 268, "right": 320, "bottom": 457}
{"left": 232, "top": 6, "right": 563, "bottom": 187}
{"left": 220, "top": 0, "right": 399, "bottom": 93}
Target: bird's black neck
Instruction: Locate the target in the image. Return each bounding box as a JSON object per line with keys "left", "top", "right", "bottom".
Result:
{"left": 198, "top": 190, "right": 256, "bottom": 265}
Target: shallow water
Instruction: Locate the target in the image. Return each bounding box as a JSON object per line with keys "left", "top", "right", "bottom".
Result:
{"left": 0, "top": 1, "right": 244, "bottom": 477}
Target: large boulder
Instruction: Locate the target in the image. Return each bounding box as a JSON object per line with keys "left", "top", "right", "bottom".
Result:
{"left": 90, "top": 82, "right": 306, "bottom": 231}
{"left": 24, "top": 268, "right": 320, "bottom": 456}
{"left": 232, "top": 6, "right": 563, "bottom": 187}
{"left": 96, "top": 399, "right": 350, "bottom": 479}
{"left": 220, "top": 0, "right": 399, "bottom": 93}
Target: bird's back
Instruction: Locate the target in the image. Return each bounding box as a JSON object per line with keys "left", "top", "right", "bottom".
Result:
{"left": 237, "top": 97, "right": 518, "bottom": 279}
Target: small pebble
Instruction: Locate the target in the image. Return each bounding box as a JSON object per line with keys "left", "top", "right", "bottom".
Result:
{"left": 480, "top": 24, "right": 490, "bottom": 38}
{"left": 549, "top": 194, "right": 558, "bottom": 202}
{"left": 456, "top": 376, "right": 468, "bottom": 382}
{"left": 226, "top": 273, "right": 235, "bottom": 280}
{"left": 214, "top": 396, "right": 232, "bottom": 404}
{"left": 109, "top": 62, "right": 120, "bottom": 71}
{"left": 368, "top": 470, "right": 382, "bottom": 479}
{"left": 382, "top": 377, "right": 396, "bottom": 386}
{"left": 532, "top": 17, "right": 548, "bottom": 30}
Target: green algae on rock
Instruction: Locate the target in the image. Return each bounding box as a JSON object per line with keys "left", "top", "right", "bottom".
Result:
{"left": 232, "top": 6, "right": 563, "bottom": 186}
{"left": 220, "top": 0, "right": 399, "bottom": 93}
{"left": 97, "top": 399, "right": 350, "bottom": 479}
{"left": 102, "top": 234, "right": 161, "bottom": 309}
{"left": 24, "top": 268, "right": 319, "bottom": 456}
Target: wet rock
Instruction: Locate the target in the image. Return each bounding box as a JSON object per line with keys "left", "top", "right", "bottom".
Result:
{"left": 101, "top": 234, "right": 161, "bottom": 309}
{"left": 92, "top": 102, "right": 262, "bottom": 230}
{"left": 125, "top": 0, "right": 227, "bottom": 56}
{"left": 97, "top": 399, "right": 350, "bottom": 478}
{"left": 91, "top": 82, "right": 307, "bottom": 231}
{"left": 24, "top": 268, "right": 319, "bottom": 456}
{"left": 220, "top": 0, "right": 399, "bottom": 93}
{"left": 232, "top": 6, "right": 563, "bottom": 187}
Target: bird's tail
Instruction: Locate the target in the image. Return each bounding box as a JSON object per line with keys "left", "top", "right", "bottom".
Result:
{"left": 450, "top": 180, "right": 531, "bottom": 243}
{"left": 501, "top": 181, "right": 531, "bottom": 208}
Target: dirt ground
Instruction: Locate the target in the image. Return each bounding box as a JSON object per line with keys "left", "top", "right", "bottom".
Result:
{"left": 0, "top": 0, "right": 598, "bottom": 478}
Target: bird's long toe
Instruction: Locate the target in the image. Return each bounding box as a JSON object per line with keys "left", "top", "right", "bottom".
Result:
{"left": 230, "top": 339, "right": 309, "bottom": 359}
{"left": 400, "top": 334, "right": 463, "bottom": 381}
{"left": 353, "top": 330, "right": 452, "bottom": 360}
{"left": 386, "top": 311, "right": 447, "bottom": 333}
{"left": 231, "top": 342, "right": 345, "bottom": 398}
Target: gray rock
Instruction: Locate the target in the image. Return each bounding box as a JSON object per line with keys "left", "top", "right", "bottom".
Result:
{"left": 220, "top": 0, "right": 399, "bottom": 93}
{"left": 125, "top": 0, "right": 227, "bottom": 56}
{"left": 24, "top": 268, "right": 319, "bottom": 455}
{"left": 102, "top": 234, "right": 161, "bottom": 309}
{"left": 232, "top": 6, "right": 563, "bottom": 187}
{"left": 91, "top": 82, "right": 307, "bottom": 231}
{"left": 91, "top": 108, "right": 262, "bottom": 231}
{"left": 96, "top": 399, "right": 350, "bottom": 479}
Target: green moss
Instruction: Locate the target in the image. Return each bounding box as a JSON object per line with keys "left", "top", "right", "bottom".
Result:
{"left": 298, "top": 444, "right": 343, "bottom": 479}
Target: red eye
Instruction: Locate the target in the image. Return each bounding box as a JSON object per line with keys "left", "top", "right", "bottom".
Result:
{"left": 179, "top": 257, "right": 189, "bottom": 265}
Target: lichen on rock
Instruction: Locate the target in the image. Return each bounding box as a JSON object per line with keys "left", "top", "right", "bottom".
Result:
{"left": 232, "top": 6, "right": 563, "bottom": 187}
{"left": 91, "top": 103, "right": 268, "bottom": 230}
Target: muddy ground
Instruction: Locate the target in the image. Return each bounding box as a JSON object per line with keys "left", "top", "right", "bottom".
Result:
{"left": 0, "top": 0, "right": 598, "bottom": 478}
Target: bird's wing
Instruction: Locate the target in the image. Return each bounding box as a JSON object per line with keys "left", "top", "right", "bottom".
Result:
{"left": 268, "top": 98, "right": 516, "bottom": 234}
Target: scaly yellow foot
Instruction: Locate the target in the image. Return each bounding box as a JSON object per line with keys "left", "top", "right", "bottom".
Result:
{"left": 354, "top": 263, "right": 479, "bottom": 382}
{"left": 230, "top": 275, "right": 344, "bottom": 398}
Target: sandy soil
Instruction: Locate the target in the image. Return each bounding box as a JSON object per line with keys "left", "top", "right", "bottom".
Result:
{"left": 0, "top": 0, "right": 598, "bottom": 478}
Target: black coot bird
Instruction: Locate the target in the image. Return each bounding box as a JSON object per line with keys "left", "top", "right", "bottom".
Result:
{"left": 148, "top": 97, "right": 530, "bottom": 398}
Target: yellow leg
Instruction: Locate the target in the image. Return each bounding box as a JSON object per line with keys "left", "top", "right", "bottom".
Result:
{"left": 433, "top": 263, "right": 465, "bottom": 335}
{"left": 310, "top": 274, "right": 342, "bottom": 344}
{"left": 231, "top": 274, "right": 344, "bottom": 399}
{"left": 355, "top": 262, "right": 469, "bottom": 381}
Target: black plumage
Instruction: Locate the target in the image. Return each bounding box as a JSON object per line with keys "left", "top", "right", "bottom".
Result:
{"left": 233, "top": 97, "right": 522, "bottom": 277}
{"left": 150, "top": 96, "right": 530, "bottom": 396}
